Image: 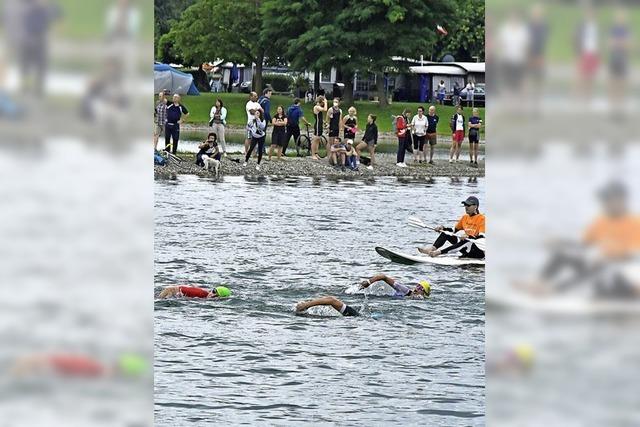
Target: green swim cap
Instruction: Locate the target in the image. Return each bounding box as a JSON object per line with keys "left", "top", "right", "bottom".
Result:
{"left": 419, "top": 281, "right": 431, "bottom": 296}
{"left": 118, "top": 353, "right": 148, "bottom": 377}
{"left": 215, "top": 286, "right": 231, "bottom": 298}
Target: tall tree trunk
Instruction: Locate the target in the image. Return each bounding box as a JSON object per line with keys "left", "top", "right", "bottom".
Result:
{"left": 313, "top": 71, "right": 320, "bottom": 94}
{"left": 376, "top": 71, "right": 388, "bottom": 108}
{"left": 253, "top": 52, "right": 264, "bottom": 94}
{"left": 341, "top": 69, "right": 354, "bottom": 106}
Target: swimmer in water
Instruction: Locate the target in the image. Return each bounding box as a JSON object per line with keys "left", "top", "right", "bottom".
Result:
{"left": 295, "top": 296, "right": 361, "bottom": 316}
{"left": 158, "top": 285, "right": 231, "bottom": 299}
{"left": 10, "top": 353, "right": 148, "bottom": 378}
{"left": 359, "top": 273, "right": 431, "bottom": 298}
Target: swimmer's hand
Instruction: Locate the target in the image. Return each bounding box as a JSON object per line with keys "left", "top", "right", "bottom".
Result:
{"left": 295, "top": 302, "right": 308, "bottom": 312}
{"left": 434, "top": 225, "right": 444, "bottom": 232}
{"left": 359, "top": 279, "right": 371, "bottom": 289}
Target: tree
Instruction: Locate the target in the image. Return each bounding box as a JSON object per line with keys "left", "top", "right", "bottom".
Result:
{"left": 162, "top": 0, "right": 268, "bottom": 92}
{"left": 262, "top": 0, "right": 456, "bottom": 107}
{"left": 436, "top": 0, "right": 485, "bottom": 61}
{"left": 154, "top": 0, "right": 197, "bottom": 49}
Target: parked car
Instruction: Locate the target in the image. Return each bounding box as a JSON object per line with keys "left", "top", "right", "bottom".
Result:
{"left": 459, "top": 83, "right": 485, "bottom": 107}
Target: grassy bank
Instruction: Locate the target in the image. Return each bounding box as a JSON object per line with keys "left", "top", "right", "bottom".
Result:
{"left": 173, "top": 93, "right": 485, "bottom": 137}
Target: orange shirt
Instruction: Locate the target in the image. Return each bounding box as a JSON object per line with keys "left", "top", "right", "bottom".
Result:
{"left": 455, "top": 213, "right": 485, "bottom": 237}
{"left": 584, "top": 215, "right": 640, "bottom": 258}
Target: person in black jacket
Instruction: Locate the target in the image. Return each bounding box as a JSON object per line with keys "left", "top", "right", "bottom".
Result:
{"left": 355, "top": 114, "right": 379, "bottom": 170}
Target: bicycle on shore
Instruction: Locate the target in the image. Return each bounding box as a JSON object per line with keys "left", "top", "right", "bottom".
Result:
{"left": 295, "top": 123, "right": 328, "bottom": 158}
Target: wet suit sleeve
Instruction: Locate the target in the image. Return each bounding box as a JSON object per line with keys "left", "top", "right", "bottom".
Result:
{"left": 373, "top": 124, "right": 378, "bottom": 144}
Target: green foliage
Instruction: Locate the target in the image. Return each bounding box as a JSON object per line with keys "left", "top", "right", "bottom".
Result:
{"left": 261, "top": 0, "right": 457, "bottom": 103}
{"left": 263, "top": 74, "right": 294, "bottom": 92}
{"left": 154, "top": 0, "right": 197, "bottom": 47}
{"left": 161, "top": 0, "right": 264, "bottom": 66}
{"left": 438, "top": 0, "right": 485, "bottom": 61}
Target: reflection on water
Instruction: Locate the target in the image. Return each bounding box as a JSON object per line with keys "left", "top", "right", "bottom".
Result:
{"left": 155, "top": 176, "right": 485, "bottom": 425}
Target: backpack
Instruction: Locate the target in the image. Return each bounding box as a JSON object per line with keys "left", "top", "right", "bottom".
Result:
{"left": 393, "top": 115, "right": 405, "bottom": 134}
{"left": 154, "top": 151, "right": 166, "bottom": 166}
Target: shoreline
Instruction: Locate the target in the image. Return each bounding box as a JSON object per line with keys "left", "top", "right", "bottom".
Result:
{"left": 154, "top": 152, "right": 485, "bottom": 179}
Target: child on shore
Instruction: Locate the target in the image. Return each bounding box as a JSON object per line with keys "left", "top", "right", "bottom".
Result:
{"left": 344, "top": 139, "right": 358, "bottom": 170}
{"left": 195, "top": 132, "right": 221, "bottom": 175}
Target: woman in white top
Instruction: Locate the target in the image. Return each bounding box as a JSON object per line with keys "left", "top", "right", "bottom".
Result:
{"left": 410, "top": 106, "right": 428, "bottom": 163}
{"left": 209, "top": 98, "right": 228, "bottom": 155}
{"left": 450, "top": 105, "right": 465, "bottom": 163}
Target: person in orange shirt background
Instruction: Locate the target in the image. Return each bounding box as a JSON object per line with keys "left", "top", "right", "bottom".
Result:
{"left": 419, "top": 196, "right": 486, "bottom": 259}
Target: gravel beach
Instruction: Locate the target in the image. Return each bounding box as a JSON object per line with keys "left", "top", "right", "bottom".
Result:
{"left": 154, "top": 152, "right": 484, "bottom": 179}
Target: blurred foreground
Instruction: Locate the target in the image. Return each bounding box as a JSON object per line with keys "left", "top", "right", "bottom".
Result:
{"left": 488, "top": 0, "right": 640, "bottom": 425}
{"left": 0, "top": 1, "right": 153, "bottom": 425}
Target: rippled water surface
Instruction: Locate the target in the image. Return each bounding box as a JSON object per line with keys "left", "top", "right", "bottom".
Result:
{"left": 155, "top": 175, "right": 485, "bottom": 426}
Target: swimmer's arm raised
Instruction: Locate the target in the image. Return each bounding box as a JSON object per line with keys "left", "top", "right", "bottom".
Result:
{"left": 360, "top": 274, "right": 395, "bottom": 289}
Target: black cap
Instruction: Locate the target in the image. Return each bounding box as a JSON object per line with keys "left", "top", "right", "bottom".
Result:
{"left": 598, "top": 181, "right": 626, "bottom": 200}
{"left": 462, "top": 196, "right": 479, "bottom": 206}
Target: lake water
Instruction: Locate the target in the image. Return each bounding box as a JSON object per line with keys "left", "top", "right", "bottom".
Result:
{"left": 154, "top": 175, "right": 485, "bottom": 425}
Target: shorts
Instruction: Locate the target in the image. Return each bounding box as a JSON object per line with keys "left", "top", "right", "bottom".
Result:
{"left": 437, "top": 93, "right": 445, "bottom": 102}
{"left": 426, "top": 133, "right": 437, "bottom": 145}
{"left": 469, "top": 130, "right": 479, "bottom": 144}
{"left": 413, "top": 134, "right": 426, "bottom": 150}
{"left": 339, "top": 304, "right": 360, "bottom": 317}
{"left": 329, "top": 128, "right": 340, "bottom": 138}
{"left": 453, "top": 130, "right": 464, "bottom": 143}
{"left": 155, "top": 124, "right": 165, "bottom": 137}
{"left": 363, "top": 139, "right": 376, "bottom": 147}
{"left": 579, "top": 52, "right": 599, "bottom": 79}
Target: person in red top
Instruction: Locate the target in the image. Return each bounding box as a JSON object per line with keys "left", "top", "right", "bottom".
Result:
{"left": 395, "top": 109, "right": 413, "bottom": 167}
{"left": 158, "top": 285, "right": 231, "bottom": 299}
{"left": 419, "top": 196, "right": 486, "bottom": 259}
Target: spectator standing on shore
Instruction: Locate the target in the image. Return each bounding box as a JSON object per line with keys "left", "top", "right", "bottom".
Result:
{"left": 244, "top": 109, "right": 267, "bottom": 171}
{"left": 425, "top": 105, "right": 439, "bottom": 165}
{"left": 395, "top": 108, "right": 412, "bottom": 168}
{"left": 342, "top": 106, "right": 358, "bottom": 142}
{"left": 244, "top": 92, "right": 263, "bottom": 155}
{"left": 327, "top": 97, "right": 343, "bottom": 150}
{"left": 165, "top": 94, "right": 189, "bottom": 155}
{"left": 310, "top": 96, "right": 328, "bottom": 160}
{"left": 268, "top": 105, "right": 288, "bottom": 161}
{"left": 449, "top": 105, "right": 465, "bottom": 163}
{"left": 284, "top": 98, "right": 311, "bottom": 156}
{"left": 411, "top": 106, "right": 428, "bottom": 163}
{"left": 208, "top": 98, "right": 227, "bottom": 156}
{"left": 154, "top": 91, "right": 167, "bottom": 150}
{"left": 437, "top": 80, "right": 446, "bottom": 105}
{"left": 468, "top": 108, "right": 482, "bottom": 166}
{"left": 258, "top": 88, "right": 272, "bottom": 154}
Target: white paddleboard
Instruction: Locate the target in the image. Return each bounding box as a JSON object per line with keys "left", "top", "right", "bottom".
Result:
{"left": 375, "top": 247, "right": 485, "bottom": 266}
{"left": 487, "top": 290, "right": 640, "bottom": 316}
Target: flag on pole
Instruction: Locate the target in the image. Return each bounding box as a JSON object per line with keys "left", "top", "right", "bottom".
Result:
{"left": 436, "top": 24, "right": 448, "bottom": 35}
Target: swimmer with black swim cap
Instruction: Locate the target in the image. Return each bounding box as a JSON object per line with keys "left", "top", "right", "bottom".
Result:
{"left": 295, "top": 274, "right": 431, "bottom": 317}
{"left": 295, "top": 296, "right": 361, "bottom": 317}
{"left": 359, "top": 273, "right": 431, "bottom": 298}
{"left": 158, "top": 285, "right": 231, "bottom": 299}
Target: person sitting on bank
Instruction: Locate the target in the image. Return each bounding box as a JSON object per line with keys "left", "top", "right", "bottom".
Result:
{"left": 195, "top": 133, "right": 221, "bottom": 175}
{"left": 419, "top": 196, "right": 486, "bottom": 259}
{"left": 344, "top": 139, "right": 358, "bottom": 171}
